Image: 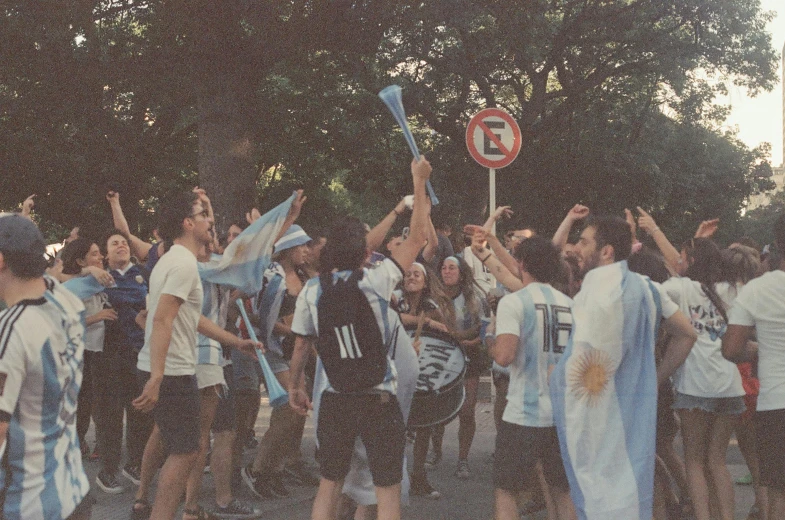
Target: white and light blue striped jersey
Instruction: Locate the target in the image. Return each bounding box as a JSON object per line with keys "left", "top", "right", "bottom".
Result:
{"left": 292, "top": 258, "right": 413, "bottom": 395}
{"left": 197, "top": 281, "right": 230, "bottom": 366}
{"left": 0, "top": 277, "right": 90, "bottom": 520}
{"left": 495, "top": 283, "right": 573, "bottom": 427}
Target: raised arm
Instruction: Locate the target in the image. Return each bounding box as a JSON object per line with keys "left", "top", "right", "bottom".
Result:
{"left": 391, "top": 157, "right": 432, "bottom": 270}
{"left": 467, "top": 226, "right": 523, "bottom": 292}
{"left": 20, "top": 194, "right": 35, "bottom": 221}
{"left": 420, "top": 212, "right": 439, "bottom": 263}
{"left": 552, "top": 204, "right": 589, "bottom": 252}
{"left": 272, "top": 190, "right": 307, "bottom": 245}
{"left": 366, "top": 197, "right": 408, "bottom": 253}
{"left": 106, "top": 190, "right": 154, "bottom": 261}
{"left": 637, "top": 207, "right": 682, "bottom": 273}
{"left": 469, "top": 223, "right": 520, "bottom": 279}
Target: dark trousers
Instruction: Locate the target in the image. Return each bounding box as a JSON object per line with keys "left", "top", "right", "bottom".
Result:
{"left": 94, "top": 347, "right": 153, "bottom": 473}
{"left": 76, "top": 351, "right": 98, "bottom": 447}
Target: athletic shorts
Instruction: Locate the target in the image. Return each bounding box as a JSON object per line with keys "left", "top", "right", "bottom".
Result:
{"left": 195, "top": 363, "right": 225, "bottom": 390}
{"left": 672, "top": 392, "right": 745, "bottom": 415}
{"left": 756, "top": 409, "right": 785, "bottom": 490}
{"left": 317, "top": 391, "right": 406, "bottom": 488}
{"left": 493, "top": 421, "right": 569, "bottom": 492}
{"left": 212, "top": 365, "right": 236, "bottom": 433}
{"left": 137, "top": 371, "right": 200, "bottom": 454}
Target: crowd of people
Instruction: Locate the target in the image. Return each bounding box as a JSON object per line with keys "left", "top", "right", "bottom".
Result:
{"left": 0, "top": 156, "right": 783, "bottom": 520}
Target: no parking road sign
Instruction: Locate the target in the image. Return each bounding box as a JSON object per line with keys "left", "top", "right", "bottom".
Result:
{"left": 466, "top": 108, "right": 522, "bottom": 169}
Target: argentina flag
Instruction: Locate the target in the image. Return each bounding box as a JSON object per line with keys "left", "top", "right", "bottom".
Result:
{"left": 62, "top": 275, "right": 107, "bottom": 301}
{"left": 550, "top": 261, "right": 662, "bottom": 520}
{"left": 198, "top": 192, "right": 295, "bottom": 295}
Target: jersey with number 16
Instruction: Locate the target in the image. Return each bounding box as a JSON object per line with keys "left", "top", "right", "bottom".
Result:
{"left": 495, "top": 282, "right": 573, "bottom": 428}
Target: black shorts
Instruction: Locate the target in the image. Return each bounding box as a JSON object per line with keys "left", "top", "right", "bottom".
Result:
{"left": 212, "top": 365, "right": 236, "bottom": 433}
{"left": 493, "top": 421, "right": 569, "bottom": 492}
{"left": 317, "top": 391, "right": 406, "bottom": 488}
{"left": 137, "top": 371, "right": 200, "bottom": 455}
{"left": 756, "top": 409, "right": 785, "bottom": 490}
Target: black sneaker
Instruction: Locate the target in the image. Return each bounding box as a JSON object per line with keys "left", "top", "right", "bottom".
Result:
{"left": 96, "top": 470, "right": 124, "bottom": 494}
{"left": 122, "top": 464, "right": 141, "bottom": 486}
{"left": 282, "top": 461, "right": 320, "bottom": 487}
{"left": 410, "top": 475, "right": 441, "bottom": 500}
{"left": 241, "top": 465, "right": 275, "bottom": 500}
{"left": 267, "top": 472, "right": 289, "bottom": 498}
{"left": 213, "top": 499, "right": 262, "bottom": 519}
{"left": 244, "top": 436, "right": 259, "bottom": 450}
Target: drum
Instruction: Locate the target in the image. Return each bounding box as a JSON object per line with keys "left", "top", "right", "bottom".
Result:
{"left": 406, "top": 329, "right": 467, "bottom": 428}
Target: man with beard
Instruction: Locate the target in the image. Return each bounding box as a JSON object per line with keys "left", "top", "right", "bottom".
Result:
{"left": 550, "top": 215, "right": 696, "bottom": 520}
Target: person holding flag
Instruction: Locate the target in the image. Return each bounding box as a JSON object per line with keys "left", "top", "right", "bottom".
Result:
{"left": 550, "top": 215, "right": 697, "bottom": 519}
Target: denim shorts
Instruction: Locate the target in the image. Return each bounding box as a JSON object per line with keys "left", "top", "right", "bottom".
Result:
{"left": 672, "top": 392, "right": 745, "bottom": 415}
{"left": 263, "top": 348, "right": 291, "bottom": 374}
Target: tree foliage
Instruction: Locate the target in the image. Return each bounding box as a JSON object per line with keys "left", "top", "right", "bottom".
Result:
{"left": 0, "top": 0, "right": 779, "bottom": 242}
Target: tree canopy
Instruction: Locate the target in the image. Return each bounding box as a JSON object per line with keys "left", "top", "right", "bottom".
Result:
{"left": 0, "top": 0, "right": 780, "bottom": 244}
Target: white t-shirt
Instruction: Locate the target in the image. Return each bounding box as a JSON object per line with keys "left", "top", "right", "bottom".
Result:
{"left": 291, "top": 258, "right": 407, "bottom": 394}
{"left": 82, "top": 292, "right": 107, "bottom": 353}
{"left": 662, "top": 277, "right": 744, "bottom": 398}
{"left": 495, "top": 283, "right": 573, "bottom": 427}
{"left": 461, "top": 246, "right": 496, "bottom": 294}
{"left": 0, "top": 277, "right": 90, "bottom": 520}
{"left": 727, "top": 270, "right": 785, "bottom": 411}
{"left": 137, "top": 244, "right": 204, "bottom": 376}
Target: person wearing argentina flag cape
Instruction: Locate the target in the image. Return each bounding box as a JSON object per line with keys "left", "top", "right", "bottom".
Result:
{"left": 550, "top": 215, "right": 697, "bottom": 520}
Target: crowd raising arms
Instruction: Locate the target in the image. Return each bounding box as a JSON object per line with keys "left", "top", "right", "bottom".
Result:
{"left": 5, "top": 152, "right": 785, "bottom": 520}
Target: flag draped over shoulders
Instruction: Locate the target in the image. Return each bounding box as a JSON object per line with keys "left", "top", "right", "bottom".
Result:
{"left": 198, "top": 193, "right": 294, "bottom": 294}
{"left": 550, "top": 261, "right": 660, "bottom": 520}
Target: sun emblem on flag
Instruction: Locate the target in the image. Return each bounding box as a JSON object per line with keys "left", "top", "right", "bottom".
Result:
{"left": 568, "top": 348, "right": 615, "bottom": 406}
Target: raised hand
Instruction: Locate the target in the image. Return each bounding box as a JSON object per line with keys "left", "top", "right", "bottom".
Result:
{"left": 245, "top": 208, "right": 261, "bottom": 224}
{"left": 695, "top": 218, "right": 719, "bottom": 239}
{"left": 491, "top": 206, "right": 513, "bottom": 222}
{"left": 567, "top": 204, "right": 590, "bottom": 221}
{"left": 21, "top": 194, "right": 36, "bottom": 217}
{"left": 411, "top": 156, "right": 432, "bottom": 182}
{"left": 624, "top": 208, "right": 637, "bottom": 237}
{"left": 636, "top": 207, "right": 660, "bottom": 235}
{"left": 287, "top": 189, "right": 307, "bottom": 223}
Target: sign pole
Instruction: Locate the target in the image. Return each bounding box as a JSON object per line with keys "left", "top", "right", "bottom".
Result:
{"left": 489, "top": 168, "right": 496, "bottom": 236}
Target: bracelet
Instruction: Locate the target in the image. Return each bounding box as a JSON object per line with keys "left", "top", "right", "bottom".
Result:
{"left": 651, "top": 226, "right": 660, "bottom": 234}
{"left": 392, "top": 210, "right": 401, "bottom": 217}
{"left": 480, "top": 253, "right": 492, "bottom": 263}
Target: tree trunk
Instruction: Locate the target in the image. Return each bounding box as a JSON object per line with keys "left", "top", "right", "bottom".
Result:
{"left": 197, "top": 73, "right": 257, "bottom": 235}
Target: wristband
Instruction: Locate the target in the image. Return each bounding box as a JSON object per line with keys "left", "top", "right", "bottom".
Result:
{"left": 480, "top": 253, "right": 492, "bottom": 263}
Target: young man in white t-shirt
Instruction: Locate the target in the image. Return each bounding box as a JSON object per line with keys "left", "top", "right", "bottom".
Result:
{"left": 723, "top": 214, "right": 785, "bottom": 520}
{"left": 288, "top": 157, "right": 432, "bottom": 520}
{"left": 131, "top": 192, "right": 261, "bottom": 520}
{"left": 0, "top": 214, "right": 92, "bottom": 520}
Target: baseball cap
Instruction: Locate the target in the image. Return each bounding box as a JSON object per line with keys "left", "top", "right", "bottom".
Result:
{"left": 0, "top": 214, "right": 47, "bottom": 257}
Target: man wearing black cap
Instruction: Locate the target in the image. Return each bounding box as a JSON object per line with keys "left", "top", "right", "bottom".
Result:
{"left": 0, "top": 214, "right": 92, "bottom": 520}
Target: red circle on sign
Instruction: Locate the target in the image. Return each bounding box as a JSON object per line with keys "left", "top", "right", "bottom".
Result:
{"left": 466, "top": 108, "right": 522, "bottom": 169}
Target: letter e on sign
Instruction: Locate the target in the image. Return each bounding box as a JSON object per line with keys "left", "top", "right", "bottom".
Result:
{"left": 466, "top": 108, "right": 522, "bottom": 169}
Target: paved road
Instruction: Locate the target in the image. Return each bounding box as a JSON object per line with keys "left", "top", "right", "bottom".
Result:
{"left": 88, "top": 388, "right": 757, "bottom": 520}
